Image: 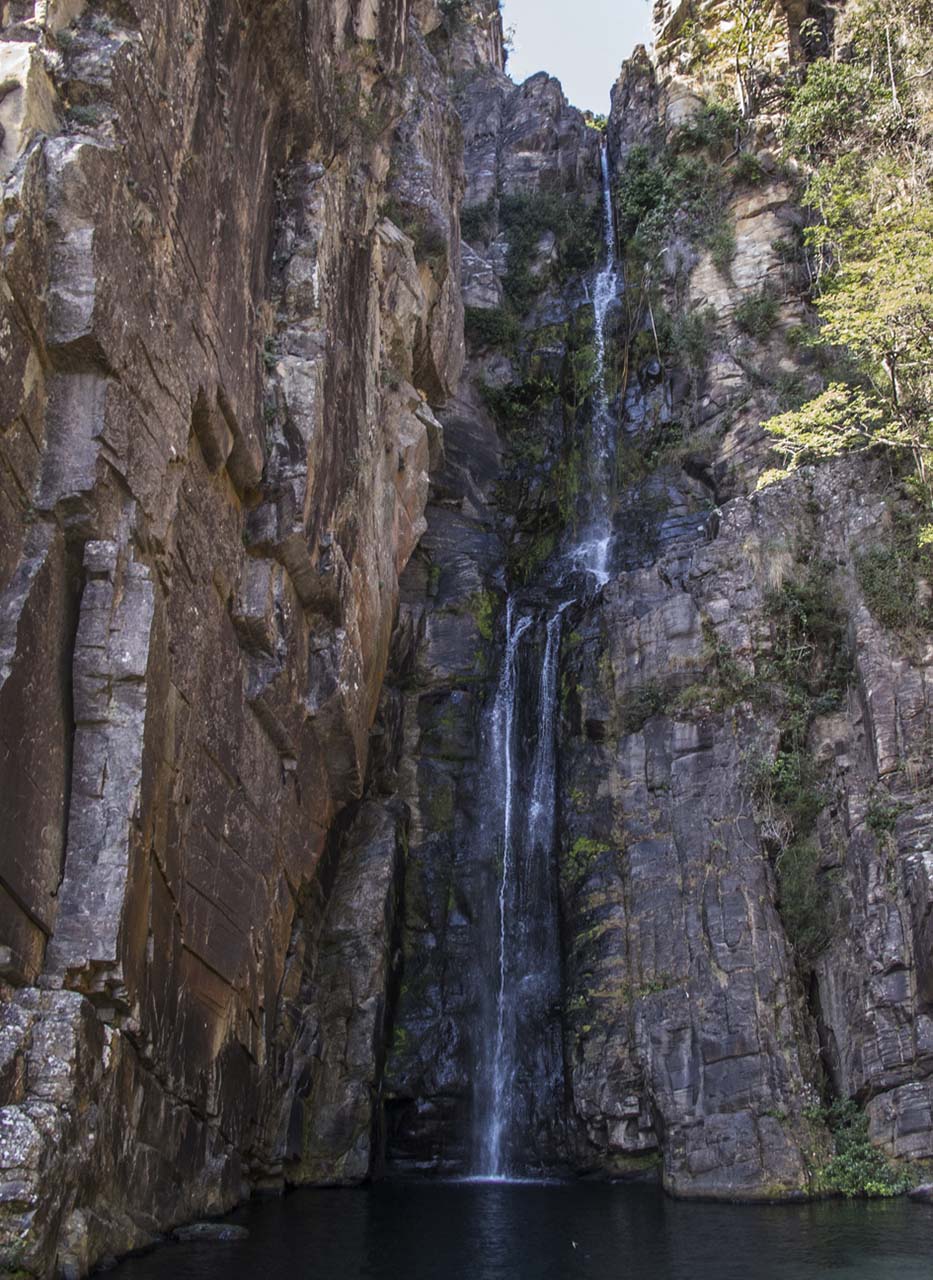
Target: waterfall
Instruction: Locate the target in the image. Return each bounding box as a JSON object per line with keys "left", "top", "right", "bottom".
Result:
{"left": 572, "top": 139, "right": 618, "bottom": 586}
{"left": 528, "top": 601, "right": 573, "bottom": 846}
{"left": 477, "top": 597, "right": 571, "bottom": 1180}
{"left": 483, "top": 598, "right": 534, "bottom": 1179}
{"left": 473, "top": 141, "right": 621, "bottom": 1181}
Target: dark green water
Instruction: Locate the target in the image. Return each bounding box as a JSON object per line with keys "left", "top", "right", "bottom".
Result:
{"left": 109, "top": 1181, "right": 933, "bottom": 1279}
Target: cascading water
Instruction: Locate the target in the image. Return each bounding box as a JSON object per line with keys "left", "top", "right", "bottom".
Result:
{"left": 572, "top": 139, "right": 619, "bottom": 585}
{"left": 481, "top": 599, "right": 534, "bottom": 1178}
{"left": 474, "top": 141, "right": 621, "bottom": 1180}
{"left": 528, "top": 602, "right": 574, "bottom": 844}
{"left": 475, "top": 594, "right": 572, "bottom": 1180}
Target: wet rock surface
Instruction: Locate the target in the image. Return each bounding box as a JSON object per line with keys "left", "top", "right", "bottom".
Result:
{"left": 170, "top": 1223, "right": 250, "bottom": 1244}
{"left": 4, "top": 0, "right": 933, "bottom": 1271}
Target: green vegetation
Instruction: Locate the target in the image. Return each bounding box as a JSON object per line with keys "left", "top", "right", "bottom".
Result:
{"left": 672, "top": 100, "right": 741, "bottom": 154}
{"left": 621, "top": 680, "right": 669, "bottom": 734}
{"left": 763, "top": 560, "right": 851, "bottom": 723}
{"left": 460, "top": 199, "right": 496, "bottom": 245}
{"left": 609, "top": 123, "right": 742, "bottom": 414}
{"left": 763, "top": 0, "right": 933, "bottom": 537}
{"left": 480, "top": 371, "right": 558, "bottom": 425}
{"left": 500, "top": 190, "right": 602, "bottom": 313}
{"left": 809, "top": 1100, "right": 910, "bottom": 1198}
{"left": 561, "top": 836, "right": 611, "bottom": 886}
{"left": 856, "top": 520, "right": 933, "bottom": 633}
{"left": 460, "top": 191, "right": 601, "bottom": 360}
{"left": 469, "top": 590, "right": 499, "bottom": 642}
{"left": 382, "top": 197, "right": 447, "bottom": 264}
{"left": 666, "top": 0, "right": 786, "bottom": 118}
{"left": 733, "top": 150, "right": 767, "bottom": 185}
{"left": 866, "top": 788, "right": 906, "bottom": 837}
{"left": 734, "top": 286, "right": 781, "bottom": 339}
{"left": 670, "top": 304, "right": 718, "bottom": 376}
{"left": 774, "top": 837, "right": 834, "bottom": 963}
{"left": 752, "top": 750, "right": 823, "bottom": 838}
{"left": 615, "top": 144, "right": 735, "bottom": 270}
{"left": 563, "top": 337, "right": 598, "bottom": 421}
{"left": 746, "top": 558, "right": 852, "bottom": 967}
{"left": 482, "top": 312, "right": 602, "bottom": 583}
{"left": 763, "top": 384, "right": 890, "bottom": 472}
{"left": 464, "top": 306, "right": 519, "bottom": 351}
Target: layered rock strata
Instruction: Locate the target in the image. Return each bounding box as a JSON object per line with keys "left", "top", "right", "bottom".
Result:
{"left": 4, "top": 0, "right": 933, "bottom": 1272}
{"left": 0, "top": 0, "right": 466, "bottom": 1272}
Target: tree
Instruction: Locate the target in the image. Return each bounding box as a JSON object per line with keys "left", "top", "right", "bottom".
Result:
{"left": 762, "top": 0, "right": 933, "bottom": 520}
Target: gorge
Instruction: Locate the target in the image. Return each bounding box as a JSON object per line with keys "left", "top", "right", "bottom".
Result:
{"left": 3, "top": 0, "right": 933, "bottom": 1275}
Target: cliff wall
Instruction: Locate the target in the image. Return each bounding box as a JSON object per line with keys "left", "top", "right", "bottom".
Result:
{"left": 3, "top": 0, "right": 933, "bottom": 1272}
{"left": 0, "top": 0, "right": 471, "bottom": 1272}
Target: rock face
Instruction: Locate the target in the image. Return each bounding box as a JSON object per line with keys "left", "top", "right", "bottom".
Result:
{"left": 4, "top": 0, "right": 933, "bottom": 1271}
{"left": 554, "top": 0, "right": 933, "bottom": 1197}
{"left": 377, "top": 0, "right": 933, "bottom": 1206}
{"left": 0, "top": 0, "right": 466, "bottom": 1273}
{"left": 379, "top": 55, "right": 603, "bottom": 1174}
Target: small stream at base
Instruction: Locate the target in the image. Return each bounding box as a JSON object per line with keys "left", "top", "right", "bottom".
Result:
{"left": 109, "top": 1183, "right": 933, "bottom": 1280}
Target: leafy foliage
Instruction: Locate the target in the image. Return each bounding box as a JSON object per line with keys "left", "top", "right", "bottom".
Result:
{"left": 615, "top": 146, "right": 734, "bottom": 266}
{"left": 856, "top": 522, "right": 933, "bottom": 633}
{"left": 610, "top": 132, "right": 736, "bottom": 416}
{"left": 866, "top": 787, "right": 906, "bottom": 836}
{"left": 381, "top": 198, "right": 447, "bottom": 263}
{"left": 621, "top": 680, "right": 670, "bottom": 734}
{"left": 734, "top": 286, "right": 780, "bottom": 338}
{"left": 775, "top": 839, "right": 835, "bottom": 963}
{"left": 811, "top": 1100, "right": 910, "bottom": 1198}
{"left": 480, "top": 372, "right": 558, "bottom": 425}
{"left": 671, "top": 101, "right": 741, "bottom": 153}
{"left": 785, "top": 60, "right": 885, "bottom": 160}
{"left": 768, "top": 0, "right": 933, "bottom": 530}
{"left": 746, "top": 560, "right": 852, "bottom": 967}
{"left": 561, "top": 836, "right": 610, "bottom": 887}
{"left": 763, "top": 384, "right": 891, "bottom": 466}
{"left": 464, "top": 306, "right": 519, "bottom": 351}
{"left": 460, "top": 199, "right": 496, "bottom": 245}
{"left": 499, "top": 191, "right": 602, "bottom": 313}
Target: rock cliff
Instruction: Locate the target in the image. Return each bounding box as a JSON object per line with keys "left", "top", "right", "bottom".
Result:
{"left": 0, "top": 0, "right": 467, "bottom": 1272}
{"left": 3, "top": 0, "right": 933, "bottom": 1273}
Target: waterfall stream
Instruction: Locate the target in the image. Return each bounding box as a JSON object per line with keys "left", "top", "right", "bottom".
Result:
{"left": 474, "top": 142, "right": 621, "bottom": 1179}
{"left": 528, "top": 601, "right": 573, "bottom": 846}
{"left": 572, "top": 140, "right": 618, "bottom": 586}
{"left": 483, "top": 600, "right": 534, "bottom": 1178}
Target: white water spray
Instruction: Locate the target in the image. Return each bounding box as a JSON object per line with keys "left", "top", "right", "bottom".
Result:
{"left": 571, "top": 141, "right": 618, "bottom": 586}
{"left": 484, "top": 598, "right": 533, "bottom": 1177}
{"left": 528, "top": 601, "right": 573, "bottom": 843}
{"left": 475, "top": 143, "right": 624, "bottom": 1180}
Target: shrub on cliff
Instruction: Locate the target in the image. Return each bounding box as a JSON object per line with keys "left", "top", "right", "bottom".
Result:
{"left": 811, "top": 1100, "right": 910, "bottom": 1198}
{"left": 499, "top": 191, "right": 601, "bottom": 311}
{"left": 764, "top": 0, "right": 933, "bottom": 534}
{"left": 465, "top": 306, "right": 519, "bottom": 350}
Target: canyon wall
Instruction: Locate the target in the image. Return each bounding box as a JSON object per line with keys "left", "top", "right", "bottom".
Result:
{"left": 0, "top": 0, "right": 473, "bottom": 1272}
{"left": 3, "top": 0, "right": 933, "bottom": 1273}
{"left": 555, "top": 0, "right": 933, "bottom": 1194}
{"left": 375, "top": 0, "right": 933, "bottom": 1202}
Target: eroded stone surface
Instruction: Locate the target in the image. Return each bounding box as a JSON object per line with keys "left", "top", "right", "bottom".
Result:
{"left": 0, "top": 0, "right": 467, "bottom": 1272}
{"left": 5, "top": 0, "right": 933, "bottom": 1270}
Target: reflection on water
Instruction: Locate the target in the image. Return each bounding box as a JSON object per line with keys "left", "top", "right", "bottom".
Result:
{"left": 111, "top": 1181, "right": 933, "bottom": 1280}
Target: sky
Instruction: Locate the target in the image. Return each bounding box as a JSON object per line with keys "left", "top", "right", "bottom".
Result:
{"left": 500, "top": 0, "right": 653, "bottom": 115}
